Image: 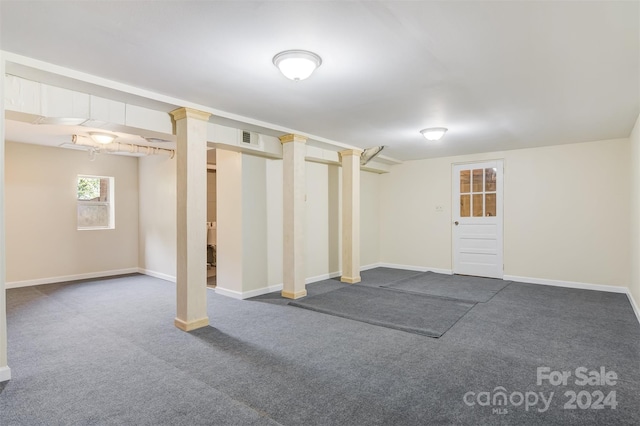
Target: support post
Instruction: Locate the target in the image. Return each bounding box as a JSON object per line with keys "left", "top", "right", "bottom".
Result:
{"left": 340, "top": 149, "right": 363, "bottom": 283}
{"left": 280, "top": 134, "right": 307, "bottom": 299}
{"left": 170, "top": 107, "right": 211, "bottom": 331}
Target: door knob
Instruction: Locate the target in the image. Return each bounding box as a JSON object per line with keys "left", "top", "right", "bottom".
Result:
{"left": 454, "top": 221, "right": 459, "bottom": 226}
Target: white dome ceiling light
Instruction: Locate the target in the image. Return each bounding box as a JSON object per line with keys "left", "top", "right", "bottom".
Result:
{"left": 89, "top": 132, "right": 118, "bottom": 144}
{"left": 273, "top": 50, "right": 322, "bottom": 81}
{"left": 420, "top": 127, "right": 448, "bottom": 141}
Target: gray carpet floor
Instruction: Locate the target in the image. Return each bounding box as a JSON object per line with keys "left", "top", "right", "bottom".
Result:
{"left": 381, "top": 271, "right": 510, "bottom": 302}
{"left": 1, "top": 268, "right": 639, "bottom": 425}
{"left": 289, "top": 285, "right": 475, "bottom": 337}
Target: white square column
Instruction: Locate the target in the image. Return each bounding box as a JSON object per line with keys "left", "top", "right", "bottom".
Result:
{"left": 170, "top": 107, "right": 211, "bottom": 331}
{"left": 280, "top": 134, "right": 307, "bottom": 299}
{"left": 340, "top": 149, "right": 363, "bottom": 284}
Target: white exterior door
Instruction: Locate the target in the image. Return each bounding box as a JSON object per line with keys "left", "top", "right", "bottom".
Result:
{"left": 452, "top": 160, "right": 504, "bottom": 279}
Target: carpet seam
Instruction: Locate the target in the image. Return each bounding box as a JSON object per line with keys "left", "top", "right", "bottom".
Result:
{"left": 378, "top": 285, "right": 500, "bottom": 304}
{"left": 481, "top": 280, "right": 513, "bottom": 303}
{"left": 288, "top": 302, "right": 444, "bottom": 337}
{"left": 379, "top": 276, "right": 511, "bottom": 304}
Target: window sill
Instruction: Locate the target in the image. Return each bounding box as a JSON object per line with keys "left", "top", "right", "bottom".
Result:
{"left": 77, "top": 227, "right": 115, "bottom": 231}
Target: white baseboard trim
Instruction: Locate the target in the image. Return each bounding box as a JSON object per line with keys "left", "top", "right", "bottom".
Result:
{"left": 305, "top": 271, "right": 341, "bottom": 285}
{"left": 137, "top": 268, "right": 176, "bottom": 283}
{"left": 5, "top": 268, "right": 140, "bottom": 289}
{"left": 503, "top": 275, "right": 628, "bottom": 294}
{"left": 214, "top": 264, "right": 384, "bottom": 300}
{"left": 504, "top": 274, "right": 639, "bottom": 326}
{"left": 360, "top": 263, "right": 381, "bottom": 272}
{"left": 626, "top": 291, "right": 640, "bottom": 325}
{"left": 0, "top": 366, "right": 11, "bottom": 382}
{"left": 378, "top": 263, "right": 453, "bottom": 275}
{"left": 305, "top": 264, "right": 384, "bottom": 283}
{"left": 214, "top": 283, "right": 284, "bottom": 300}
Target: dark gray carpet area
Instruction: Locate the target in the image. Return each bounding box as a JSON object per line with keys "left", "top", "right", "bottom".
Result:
{"left": 358, "top": 267, "right": 425, "bottom": 287}
{"left": 289, "top": 285, "right": 475, "bottom": 337}
{"left": 1, "top": 269, "right": 639, "bottom": 425}
{"left": 381, "top": 271, "right": 510, "bottom": 302}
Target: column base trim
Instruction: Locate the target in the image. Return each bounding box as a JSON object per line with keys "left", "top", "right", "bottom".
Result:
{"left": 0, "top": 366, "right": 11, "bottom": 382}
{"left": 282, "top": 289, "right": 307, "bottom": 299}
{"left": 341, "top": 276, "right": 361, "bottom": 284}
{"left": 174, "top": 317, "right": 209, "bottom": 331}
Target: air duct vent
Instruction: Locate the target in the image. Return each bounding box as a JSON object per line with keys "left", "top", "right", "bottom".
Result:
{"left": 237, "top": 130, "right": 260, "bottom": 148}
{"left": 242, "top": 131, "right": 251, "bottom": 144}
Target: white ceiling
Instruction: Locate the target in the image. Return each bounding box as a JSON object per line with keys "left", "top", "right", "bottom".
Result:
{"left": 1, "top": 1, "right": 638, "bottom": 161}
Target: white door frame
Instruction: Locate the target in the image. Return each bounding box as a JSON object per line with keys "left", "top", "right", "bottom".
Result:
{"left": 452, "top": 160, "right": 504, "bottom": 279}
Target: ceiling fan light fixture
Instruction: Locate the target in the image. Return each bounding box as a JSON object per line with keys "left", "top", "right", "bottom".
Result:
{"left": 273, "top": 50, "right": 322, "bottom": 81}
{"left": 89, "top": 132, "right": 117, "bottom": 145}
{"left": 420, "top": 127, "right": 448, "bottom": 141}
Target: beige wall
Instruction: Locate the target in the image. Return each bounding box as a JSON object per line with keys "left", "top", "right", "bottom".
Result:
{"left": 361, "top": 170, "right": 381, "bottom": 267}
{"left": 5, "top": 142, "right": 139, "bottom": 283}
{"left": 266, "top": 158, "right": 283, "bottom": 286}
{"left": 138, "top": 154, "right": 176, "bottom": 280}
{"left": 241, "top": 154, "right": 268, "bottom": 292}
{"left": 0, "top": 63, "right": 8, "bottom": 375}
{"left": 216, "top": 152, "right": 278, "bottom": 294}
{"left": 216, "top": 149, "right": 243, "bottom": 292}
{"left": 220, "top": 155, "right": 381, "bottom": 293}
{"left": 379, "top": 158, "right": 452, "bottom": 269}
{"left": 380, "top": 138, "right": 630, "bottom": 288}
{"left": 207, "top": 170, "right": 216, "bottom": 222}
{"left": 306, "top": 161, "right": 341, "bottom": 279}
{"left": 59, "top": 143, "right": 378, "bottom": 296}
{"left": 303, "top": 163, "right": 380, "bottom": 281}
{"left": 630, "top": 113, "right": 640, "bottom": 308}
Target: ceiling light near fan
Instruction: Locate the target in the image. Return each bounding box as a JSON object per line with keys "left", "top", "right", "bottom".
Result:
{"left": 89, "top": 132, "right": 117, "bottom": 145}
{"left": 273, "top": 50, "right": 322, "bottom": 81}
{"left": 420, "top": 127, "right": 448, "bottom": 141}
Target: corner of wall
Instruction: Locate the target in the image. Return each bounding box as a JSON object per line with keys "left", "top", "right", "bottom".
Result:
{"left": 0, "top": 51, "right": 11, "bottom": 376}
{"left": 629, "top": 111, "right": 640, "bottom": 321}
{"left": 137, "top": 155, "right": 177, "bottom": 280}
{"left": 0, "top": 53, "right": 11, "bottom": 378}
{"left": 628, "top": 291, "right": 640, "bottom": 326}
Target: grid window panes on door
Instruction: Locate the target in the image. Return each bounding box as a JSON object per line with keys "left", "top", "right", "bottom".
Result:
{"left": 460, "top": 168, "right": 497, "bottom": 217}
{"left": 77, "top": 175, "right": 114, "bottom": 229}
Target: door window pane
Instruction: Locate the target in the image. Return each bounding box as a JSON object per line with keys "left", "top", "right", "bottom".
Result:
{"left": 460, "top": 194, "right": 471, "bottom": 217}
{"left": 472, "top": 169, "right": 483, "bottom": 192}
{"left": 460, "top": 170, "right": 470, "bottom": 193}
{"left": 472, "top": 194, "right": 483, "bottom": 217}
{"left": 485, "top": 168, "right": 497, "bottom": 192}
{"left": 485, "top": 193, "right": 496, "bottom": 217}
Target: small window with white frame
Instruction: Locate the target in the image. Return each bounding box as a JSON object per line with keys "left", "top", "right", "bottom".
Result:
{"left": 77, "top": 175, "right": 115, "bottom": 230}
